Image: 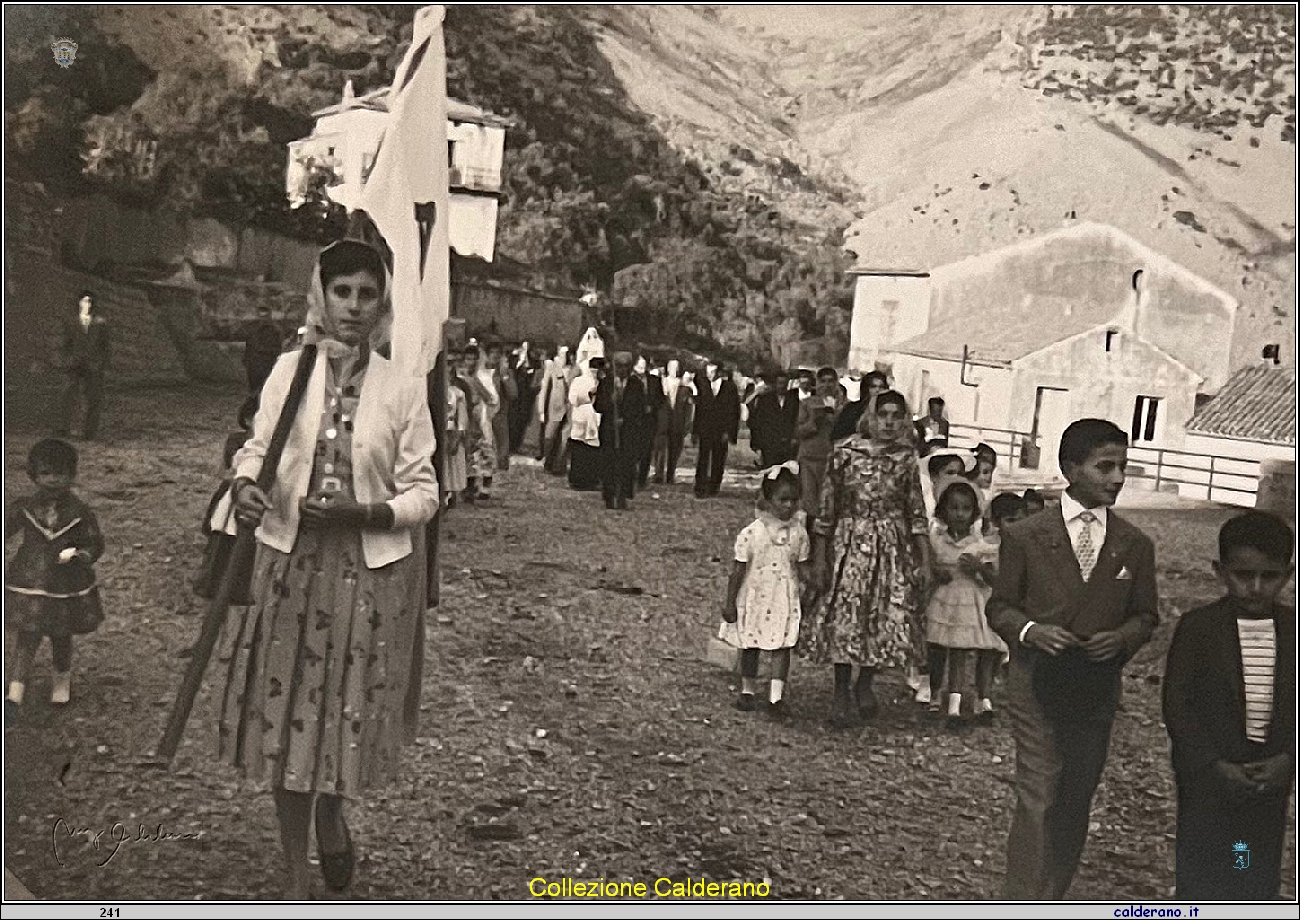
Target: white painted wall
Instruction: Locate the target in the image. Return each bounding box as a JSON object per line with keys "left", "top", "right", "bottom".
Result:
{"left": 448, "top": 194, "right": 499, "bottom": 262}
{"left": 886, "top": 353, "right": 1015, "bottom": 430}
{"left": 848, "top": 274, "right": 931, "bottom": 373}
{"left": 448, "top": 122, "right": 506, "bottom": 186}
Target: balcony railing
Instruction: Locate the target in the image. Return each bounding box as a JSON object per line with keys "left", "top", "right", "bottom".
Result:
{"left": 1126, "top": 444, "right": 1262, "bottom": 503}
{"left": 449, "top": 165, "right": 502, "bottom": 193}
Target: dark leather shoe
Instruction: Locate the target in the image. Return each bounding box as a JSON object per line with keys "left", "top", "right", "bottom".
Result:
{"left": 734, "top": 693, "right": 758, "bottom": 712}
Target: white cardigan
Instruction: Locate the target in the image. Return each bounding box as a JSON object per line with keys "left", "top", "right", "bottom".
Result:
{"left": 234, "top": 348, "right": 440, "bottom": 569}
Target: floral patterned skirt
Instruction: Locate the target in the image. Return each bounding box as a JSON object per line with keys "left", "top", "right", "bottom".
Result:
{"left": 799, "top": 516, "right": 924, "bottom": 669}
{"left": 217, "top": 527, "right": 426, "bottom": 798}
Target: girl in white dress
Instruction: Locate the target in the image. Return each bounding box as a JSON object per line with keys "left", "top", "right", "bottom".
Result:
{"left": 720, "top": 462, "right": 810, "bottom": 718}
{"left": 924, "top": 478, "right": 1005, "bottom": 726}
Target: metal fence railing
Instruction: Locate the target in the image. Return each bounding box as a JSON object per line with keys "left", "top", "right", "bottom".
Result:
{"left": 947, "top": 424, "right": 1030, "bottom": 472}
{"left": 1126, "top": 445, "right": 1262, "bottom": 503}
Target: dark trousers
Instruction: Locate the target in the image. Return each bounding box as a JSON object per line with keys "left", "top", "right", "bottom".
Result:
{"left": 542, "top": 418, "right": 568, "bottom": 473}
{"left": 493, "top": 408, "right": 511, "bottom": 470}
{"left": 654, "top": 427, "right": 686, "bottom": 483}
{"left": 1003, "top": 656, "right": 1115, "bottom": 900}
{"left": 637, "top": 431, "right": 655, "bottom": 486}
{"left": 1175, "top": 774, "right": 1289, "bottom": 900}
{"left": 601, "top": 446, "right": 637, "bottom": 506}
{"left": 694, "top": 434, "right": 729, "bottom": 496}
{"left": 54, "top": 369, "right": 105, "bottom": 439}
{"left": 509, "top": 392, "right": 534, "bottom": 454}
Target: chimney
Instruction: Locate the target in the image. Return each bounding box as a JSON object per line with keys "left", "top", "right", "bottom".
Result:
{"left": 341, "top": 79, "right": 356, "bottom": 110}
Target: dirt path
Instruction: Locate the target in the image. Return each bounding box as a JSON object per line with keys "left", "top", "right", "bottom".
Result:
{"left": 3, "top": 387, "right": 1294, "bottom": 900}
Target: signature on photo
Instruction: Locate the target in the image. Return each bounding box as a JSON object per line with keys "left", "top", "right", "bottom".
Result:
{"left": 52, "top": 819, "right": 203, "bottom": 868}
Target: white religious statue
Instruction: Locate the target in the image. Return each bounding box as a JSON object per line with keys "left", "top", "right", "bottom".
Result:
{"left": 575, "top": 326, "right": 606, "bottom": 374}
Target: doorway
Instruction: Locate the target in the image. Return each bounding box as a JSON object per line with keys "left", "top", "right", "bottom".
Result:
{"left": 1032, "top": 386, "right": 1071, "bottom": 477}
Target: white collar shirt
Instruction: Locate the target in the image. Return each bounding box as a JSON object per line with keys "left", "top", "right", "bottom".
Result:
{"left": 1059, "top": 490, "right": 1109, "bottom": 556}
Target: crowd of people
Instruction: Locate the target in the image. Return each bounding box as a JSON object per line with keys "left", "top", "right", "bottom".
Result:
{"left": 714, "top": 393, "right": 1296, "bottom": 901}
{"left": 4, "top": 241, "right": 1294, "bottom": 902}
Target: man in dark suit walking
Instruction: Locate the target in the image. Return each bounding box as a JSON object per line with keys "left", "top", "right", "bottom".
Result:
{"left": 54, "top": 291, "right": 112, "bottom": 440}
{"left": 654, "top": 360, "right": 693, "bottom": 484}
{"left": 635, "top": 356, "right": 663, "bottom": 488}
{"left": 987, "top": 418, "right": 1159, "bottom": 900}
{"left": 747, "top": 370, "right": 799, "bottom": 468}
{"left": 692, "top": 362, "right": 740, "bottom": 498}
{"left": 595, "top": 352, "right": 647, "bottom": 510}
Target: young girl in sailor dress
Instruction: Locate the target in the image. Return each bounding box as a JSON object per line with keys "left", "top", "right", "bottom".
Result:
{"left": 6, "top": 439, "right": 105, "bottom": 710}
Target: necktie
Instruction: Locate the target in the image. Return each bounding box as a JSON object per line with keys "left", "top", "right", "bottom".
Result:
{"left": 1076, "top": 511, "right": 1099, "bottom": 581}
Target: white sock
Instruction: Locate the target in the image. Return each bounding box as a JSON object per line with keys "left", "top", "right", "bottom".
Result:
{"left": 769, "top": 679, "right": 785, "bottom": 704}
{"left": 740, "top": 677, "right": 758, "bottom": 696}
{"left": 7, "top": 682, "right": 24, "bottom": 705}
{"left": 51, "top": 672, "right": 71, "bottom": 705}
{"left": 947, "top": 692, "right": 963, "bottom": 717}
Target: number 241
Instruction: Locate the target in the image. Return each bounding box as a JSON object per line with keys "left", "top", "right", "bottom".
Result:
{"left": 100, "top": 910, "right": 121, "bottom": 919}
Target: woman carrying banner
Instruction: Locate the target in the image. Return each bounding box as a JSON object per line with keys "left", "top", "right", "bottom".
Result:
{"left": 224, "top": 238, "right": 440, "bottom": 898}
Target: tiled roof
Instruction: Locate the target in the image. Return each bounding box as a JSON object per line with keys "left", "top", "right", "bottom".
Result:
{"left": 1186, "top": 364, "right": 1296, "bottom": 445}
{"left": 889, "top": 295, "right": 1117, "bottom": 363}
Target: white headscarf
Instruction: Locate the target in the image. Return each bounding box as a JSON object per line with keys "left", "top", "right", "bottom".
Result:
{"left": 302, "top": 239, "right": 394, "bottom": 371}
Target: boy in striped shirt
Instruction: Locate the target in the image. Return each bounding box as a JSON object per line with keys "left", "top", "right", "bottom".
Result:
{"left": 1163, "top": 511, "right": 1296, "bottom": 900}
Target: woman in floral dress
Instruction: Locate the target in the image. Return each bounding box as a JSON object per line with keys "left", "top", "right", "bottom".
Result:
{"left": 225, "top": 238, "right": 440, "bottom": 898}
{"left": 802, "top": 390, "right": 932, "bottom": 728}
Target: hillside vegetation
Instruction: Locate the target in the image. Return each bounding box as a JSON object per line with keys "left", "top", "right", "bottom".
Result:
{"left": 3, "top": 5, "right": 1294, "bottom": 372}
{"left": 4, "top": 5, "right": 854, "bottom": 369}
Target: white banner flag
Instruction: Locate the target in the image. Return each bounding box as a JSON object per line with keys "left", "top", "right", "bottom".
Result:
{"left": 360, "top": 4, "right": 450, "bottom": 377}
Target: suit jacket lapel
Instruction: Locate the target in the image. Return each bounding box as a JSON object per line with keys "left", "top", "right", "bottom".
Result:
{"left": 1090, "top": 516, "right": 1133, "bottom": 584}
{"left": 1042, "top": 511, "right": 1084, "bottom": 593}
{"left": 1218, "top": 603, "right": 1249, "bottom": 738}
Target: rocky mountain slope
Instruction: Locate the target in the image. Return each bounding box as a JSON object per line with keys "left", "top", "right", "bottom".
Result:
{"left": 595, "top": 4, "right": 1296, "bottom": 369}
{"left": 7, "top": 4, "right": 1295, "bottom": 372}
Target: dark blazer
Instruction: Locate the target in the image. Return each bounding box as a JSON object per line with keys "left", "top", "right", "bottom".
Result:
{"left": 749, "top": 390, "right": 799, "bottom": 455}
{"left": 61, "top": 318, "right": 111, "bottom": 372}
{"left": 1163, "top": 598, "right": 1297, "bottom": 783}
{"left": 595, "top": 374, "right": 647, "bottom": 453}
{"left": 665, "top": 381, "right": 694, "bottom": 436}
{"left": 831, "top": 398, "right": 866, "bottom": 442}
{"left": 693, "top": 378, "right": 741, "bottom": 443}
{"left": 988, "top": 507, "right": 1159, "bottom": 708}
{"left": 641, "top": 372, "right": 664, "bottom": 426}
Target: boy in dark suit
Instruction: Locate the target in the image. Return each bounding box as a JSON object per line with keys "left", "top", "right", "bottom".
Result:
{"left": 748, "top": 371, "right": 799, "bottom": 468}
{"left": 987, "top": 418, "right": 1159, "bottom": 900}
{"left": 1163, "top": 511, "right": 1295, "bottom": 901}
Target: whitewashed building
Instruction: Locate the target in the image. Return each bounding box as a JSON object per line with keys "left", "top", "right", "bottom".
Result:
{"left": 852, "top": 222, "right": 1243, "bottom": 479}
{"left": 286, "top": 81, "right": 511, "bottom": 261}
